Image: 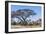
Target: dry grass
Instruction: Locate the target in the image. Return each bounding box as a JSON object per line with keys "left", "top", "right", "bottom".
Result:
{"left": 11, "top": 24, "right": 41, "bottom": 29}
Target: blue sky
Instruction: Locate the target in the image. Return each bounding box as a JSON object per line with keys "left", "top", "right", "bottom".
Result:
{"left": 11, "top": 5, "right": 41, "bottom": 21}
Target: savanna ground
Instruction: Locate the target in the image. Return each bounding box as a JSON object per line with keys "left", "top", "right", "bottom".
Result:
{"left": 11, "top": 23, "right": 41, "bottom": 29}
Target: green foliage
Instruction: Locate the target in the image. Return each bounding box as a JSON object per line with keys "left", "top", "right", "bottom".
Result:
{"left": 11, "top": 22, "right": 16, "bottom": 25}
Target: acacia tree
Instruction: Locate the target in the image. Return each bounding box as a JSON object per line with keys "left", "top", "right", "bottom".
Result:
{"left": 11, "top": 9, "right": 36, "bottom": 25}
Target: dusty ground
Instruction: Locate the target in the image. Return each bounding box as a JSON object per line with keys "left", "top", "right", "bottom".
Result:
{"left": 11, "top": 25, "right": 41, "bottom": 29}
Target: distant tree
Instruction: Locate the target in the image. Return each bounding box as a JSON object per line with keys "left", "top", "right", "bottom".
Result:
{"left": 11, "top": 21, "right": 16, "bottom": 25}
{"left": 36, "top": 18, "right": 41, "bottom": 25}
